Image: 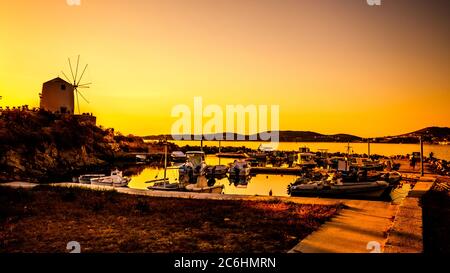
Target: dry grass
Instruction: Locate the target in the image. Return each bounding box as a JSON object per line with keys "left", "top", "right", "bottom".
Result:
{"left": 0, "top": 185, "right": 340, "bottom": 253}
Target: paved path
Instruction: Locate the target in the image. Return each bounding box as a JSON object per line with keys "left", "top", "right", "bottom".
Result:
{"left": 289, "top": 200, "right": 398, "bottom": 253}
{"left": 384, "top": 177, "right": 436, "bottom": 253}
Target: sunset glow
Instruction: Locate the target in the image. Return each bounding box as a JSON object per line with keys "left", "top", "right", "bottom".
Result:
{"left": 1, "top": 0, "right": 449, "bottom": 137}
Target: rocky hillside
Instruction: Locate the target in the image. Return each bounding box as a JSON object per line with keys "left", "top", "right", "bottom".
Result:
{"left": 0, "top": 109, "right": 153, "bottom": 182}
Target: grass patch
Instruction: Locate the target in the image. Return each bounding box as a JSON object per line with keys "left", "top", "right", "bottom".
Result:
{"left": 0, "top": 185, "right": 341, "bottom": 253}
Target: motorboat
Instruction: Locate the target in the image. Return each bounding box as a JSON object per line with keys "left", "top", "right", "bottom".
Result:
{"left": 205, "top": 165, "right": 229, "bottom": 177}
{"left": 179, "top": 151, "right": 206, "bottom": 183}
{"left": 228, "top": 160, "right": 251, "bottom": 178}
{"left": 288, "top": 174, "right": 390, "bottom": 198}
{"left": 90, "top": 170, "right": 131, "bottom": 187}
{"left": 295, "top": 152, "right": 317, "bottom": 168}
{"left": 78, "top": 174, "right": 105, "bottom": 184}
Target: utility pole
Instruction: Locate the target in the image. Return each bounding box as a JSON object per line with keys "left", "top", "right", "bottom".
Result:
{"left": 163, "top": 137, "right": 168, "bottom": 185}
{"left": 200, "top": 136, "right": 204, "bottom": 152}
{"left": 218, "top": 140, "right": 221, "bottom": 165}
{"left": 420, "top": 136, "right": 424, "bottom": 177}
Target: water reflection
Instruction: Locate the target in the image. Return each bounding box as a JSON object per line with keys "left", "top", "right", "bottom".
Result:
{"left": 127, "top": 155, "right": 411, "bottom": 201}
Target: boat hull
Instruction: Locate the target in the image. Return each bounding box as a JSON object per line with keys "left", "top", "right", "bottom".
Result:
{"left": 289, "top": 181, "right": 390, "bottom": 199}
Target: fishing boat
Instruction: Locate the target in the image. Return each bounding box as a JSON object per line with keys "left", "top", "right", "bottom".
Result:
{"left": 179, "top": 151, "right": 206, "bottom": 183}
{"left": 288, "top": 179, "right": 390, "bottom": 198}
{"left": 90, "top": 169, "right": 131, "bottom": 187}
{"left": 78, "top": 174, "right": 105, "bottom": 184}
{"left": 295, "top": 152, "right": 317, "bottom": 168}
{"left": 228, "top": 160, "right": 251, "bottom": 178}
{"left": 147, "top": 140, "right": 187, "bottom": 191}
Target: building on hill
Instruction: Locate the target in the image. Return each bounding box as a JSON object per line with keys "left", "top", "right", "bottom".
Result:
{"left": 39, "top": 77, "right": 75, "bottom": 114}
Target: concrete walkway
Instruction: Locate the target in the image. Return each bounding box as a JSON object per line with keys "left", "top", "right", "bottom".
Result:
{"left": 289, "top": 200, "right": 398, "bottom": 253}
{"left": 384, "top": 177, "right": 436, "bottom": 253}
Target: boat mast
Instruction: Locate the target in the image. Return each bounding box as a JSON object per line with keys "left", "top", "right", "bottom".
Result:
{"left": 218, "top": 140, "right": 221, "bottom": 165}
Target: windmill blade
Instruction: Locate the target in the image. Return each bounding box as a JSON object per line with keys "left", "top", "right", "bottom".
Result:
{"left": 76, "top": 89, "right": 90, "bottom": 104}
{"left": 74, "top": 55, "right": 80, "bottom": 84}
{"left": 68, "top": 58, "right": 76, "bottom": 85}
{"left": 76, "top": 64, "right": 88, "bottom": 86}
{"left": 78, "top": 86, "right": 90, "bottom": 89}
{"left": 78, "top": 82, "right": 92, "bottom": 87}
{"left": 61, "top": 71, "right": 72, "bottom": 83}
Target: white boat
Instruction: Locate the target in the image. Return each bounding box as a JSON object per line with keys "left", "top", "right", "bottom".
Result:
{"left": 78, "top": 174, "right": 105, "bottom": 184}
{"left": 90, "top": 170, "right": 131, "bottom": 187}
{"left": 228, "top": 160, "right": 251, "bottom": 177}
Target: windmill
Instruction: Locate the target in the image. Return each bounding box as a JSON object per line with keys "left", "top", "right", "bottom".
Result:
{"left": 60, "top": 55, "right": 91, "bottom": 114}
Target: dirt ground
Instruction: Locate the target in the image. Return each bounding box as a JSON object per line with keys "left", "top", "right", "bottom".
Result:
{"left": 0, "top": 185, "right": 340, "bottom": 253}
{"left": 422, "top": 176, "right": 450, "bottom": 254}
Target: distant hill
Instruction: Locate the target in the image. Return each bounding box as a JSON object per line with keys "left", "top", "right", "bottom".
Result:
{"left": 373, "top": 127, "right": 450, "bottom": 144}
{"left": 143, "top": 127, "right": 450, "bottom": 144}
{"left": 143, "top": 131, "right": 363, "bottom": 142}
{"left": 401, "top": 127, "right": 450, "bottom": 138}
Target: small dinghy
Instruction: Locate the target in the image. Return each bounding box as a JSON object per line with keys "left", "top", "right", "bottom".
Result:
{"left": 78, "top": 174, "right": 105, "bottom": 184}
{"left": 90, "top": 169, "right": 131, "bottom": 187}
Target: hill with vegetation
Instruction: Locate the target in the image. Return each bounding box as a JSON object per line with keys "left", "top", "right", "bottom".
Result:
{"left": 0, "top": 108, "right": 162, "bottom": 182}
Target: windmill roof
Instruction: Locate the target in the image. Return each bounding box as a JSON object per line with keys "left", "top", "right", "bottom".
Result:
{"left": 43, "top": 77, "right": 73, "bottom": 86}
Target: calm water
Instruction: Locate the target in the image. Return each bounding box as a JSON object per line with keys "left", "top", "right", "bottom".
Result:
{"left": 128, "top": 155, "right": 410, "bottom": 199}
{"left": 128, "top": 155, "right": 295, "bottom": 197}
{"left": 168, "top": 140, "right": 450, "bottom": 161}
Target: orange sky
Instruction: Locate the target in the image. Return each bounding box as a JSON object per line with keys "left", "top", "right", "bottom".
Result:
{"left": 1, "top": 0, "right": 449, "bottom": 137}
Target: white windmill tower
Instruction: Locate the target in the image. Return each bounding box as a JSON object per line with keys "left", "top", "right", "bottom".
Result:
{"left": 60, "top": 55, "right": 92, "bottom": 115}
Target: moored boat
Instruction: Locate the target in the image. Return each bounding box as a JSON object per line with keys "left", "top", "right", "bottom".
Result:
{"left": 78, "top": 174, "right": 105, "bottom": 184}
{"left": 288, "top": 180, "right": 390, "bottom": 198}
{"left": 228, "top": 160, "right": 251, "bottom": 177}
{"left": 90, "top": 170, "right": 131, "bottom": 187}
{"left": 205, "top": 165, "right": 229, "bottom": 177}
